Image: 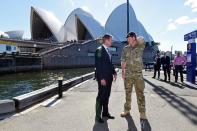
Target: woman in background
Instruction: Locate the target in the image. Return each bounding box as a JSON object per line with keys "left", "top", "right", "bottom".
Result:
{"left": 173, "top": 52, "right": 186, "bottom": 83}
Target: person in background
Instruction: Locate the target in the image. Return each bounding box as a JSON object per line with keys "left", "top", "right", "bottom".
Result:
{"left": 161, "top": 52, "right": 171, "bottom": 82}
{"left": 152, "top": 51, "right": 161, "bottom": 79}
{"left": 173, "top": 52, "right": 186, "bottom": 83}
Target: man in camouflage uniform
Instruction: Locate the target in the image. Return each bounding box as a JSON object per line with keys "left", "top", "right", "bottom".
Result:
{"left": 121, "top": 32, "right": 151, "bottom": 131}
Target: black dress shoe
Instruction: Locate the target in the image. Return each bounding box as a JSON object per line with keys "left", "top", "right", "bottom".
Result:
{"left": 102, "top": 114, "right": 115, "bottom": 119}
{"left": 96, "top": 117, "right": 104, "bottom": 123}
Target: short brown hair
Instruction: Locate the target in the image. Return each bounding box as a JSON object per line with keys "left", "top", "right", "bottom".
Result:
{"left": 102, "top": 34, "right": 112, "bottom": 41}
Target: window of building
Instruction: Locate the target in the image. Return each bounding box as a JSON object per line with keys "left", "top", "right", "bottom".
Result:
{"left": 6, "top": 45, "right": 11, "bottom": 51}
{"left": 109, "top": 46, "right": 117, "bottom": 52}
{"left": 13, "top": 47, "right": 16, "bottom": 50}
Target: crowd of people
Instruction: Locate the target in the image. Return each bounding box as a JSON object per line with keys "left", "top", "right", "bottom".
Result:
{"left": 152, "top": 51, "right": 187, "bottom": 83}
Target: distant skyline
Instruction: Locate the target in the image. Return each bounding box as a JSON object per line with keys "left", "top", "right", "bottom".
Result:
{"left": 0, "top": 0, "right": 196, "bottom": 52}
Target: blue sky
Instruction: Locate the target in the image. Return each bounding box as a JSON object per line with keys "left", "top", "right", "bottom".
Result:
{"left": 0, "top": 0, "right": 196, "bottom": 52}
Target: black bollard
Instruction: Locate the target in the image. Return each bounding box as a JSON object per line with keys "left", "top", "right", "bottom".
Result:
{"left": 58, "top": 77, "right": 63, "bottom": 99}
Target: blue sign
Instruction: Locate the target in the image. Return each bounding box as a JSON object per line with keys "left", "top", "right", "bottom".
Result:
{"left": 184, "top": 30, "right": 197, "bottom": 41}
{"left": 186, "top": 43, "right": 196, "bottom": 84}
{"left": 184, "top": 30, "right": 196, "bottom": 84}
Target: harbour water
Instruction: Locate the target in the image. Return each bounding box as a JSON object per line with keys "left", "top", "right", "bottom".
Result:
{"left": 0, "top": 68, "right": 93, "bottom": 100}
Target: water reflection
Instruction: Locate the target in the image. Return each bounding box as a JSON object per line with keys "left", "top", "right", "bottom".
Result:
{"left": 0, "top": 68, "right": 93, "bottom": 100}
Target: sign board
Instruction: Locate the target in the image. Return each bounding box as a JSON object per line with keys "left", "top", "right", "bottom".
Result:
{"left": 184, "top": 30, "right": 197, "bottom": 41}
{"left": 184, "top": 30, "right": 196, "bottom": 84}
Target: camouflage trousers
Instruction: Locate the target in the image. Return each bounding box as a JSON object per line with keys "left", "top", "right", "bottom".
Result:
{"left": 124, "top": 73, "right": 146, "bottom": 113}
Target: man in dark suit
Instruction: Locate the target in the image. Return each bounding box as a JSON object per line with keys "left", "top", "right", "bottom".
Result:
{"left": 161, "top": 52, "right": 171, "bottom": 81}
{"left": 95, "top": 34, "right": 117, "bottom": 123}
{"left": 152, "top": 51, "right": 161, "bottom": 79}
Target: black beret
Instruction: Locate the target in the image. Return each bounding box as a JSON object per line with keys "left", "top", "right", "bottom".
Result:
{"left": 126, "top": 32, "right": 136, "bottom": 38}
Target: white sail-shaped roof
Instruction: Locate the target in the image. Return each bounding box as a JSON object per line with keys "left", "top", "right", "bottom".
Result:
{"left": 148, "top": 33, "right": 154, "bottom": 42}
{"left": 105, "top": 3, "right": 140, "bottom": 41}
{"left": 137, "top": 21, "right": 152, "bottom": 42}
{"left": 105, "top": 3, "right": 153, "bottom": 42}
{"left": 29, "top": 5, "right": 153, "bottom": 43}
{"left": 0, "top": 31, "right": 9, "bottom": 38}
{"left": 30, "top": 7, "right": 63, "bottom": 42}
{"left": 5, "top": 30, "right": 24, "bottom": 39}
{"left": 64, "top": 8, "right": 105, "bottom": 41}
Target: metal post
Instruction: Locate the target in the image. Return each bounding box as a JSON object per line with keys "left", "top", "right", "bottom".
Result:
{"left": 58, "top": 77, "right": 63, "bottom": 99}
{"left": 127, "top": 0, "right": 130, "bottom": 34}
{"left": 171, "top": 45, "right": 173, "bottom": 62}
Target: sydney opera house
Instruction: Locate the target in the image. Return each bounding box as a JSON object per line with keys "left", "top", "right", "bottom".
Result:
{"left": 0, "top": 3, "right": 157, "bottom": 69}
{"left": 30, "top": 3, "right": 154, "bottom": 43}
{"left": 0, "top": 30, "right": 24, "bottom": 39}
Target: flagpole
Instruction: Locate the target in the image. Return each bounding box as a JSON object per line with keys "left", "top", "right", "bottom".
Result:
{"left": 171, "top": 45, "right": 173, "bottom": 61}
{"left": 127, "top": 0, "right": 130, "bottom": 34}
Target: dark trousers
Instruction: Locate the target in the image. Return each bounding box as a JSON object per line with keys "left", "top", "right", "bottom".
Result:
{"left": 163, "top": 66, "right": 171, "bottom": 81}
{"left": 175, "top": 65, "right": 183, "bottom": 82}
{"left": 153, "top": 65, "right": 160, "bottom": 78}
{"left": 96, "top": 79, "right": 112, "bottom": 116}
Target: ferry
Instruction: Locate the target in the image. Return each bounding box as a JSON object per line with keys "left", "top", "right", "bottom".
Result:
{"left": 0, "top": 42, "right": 19, "bottom": 54}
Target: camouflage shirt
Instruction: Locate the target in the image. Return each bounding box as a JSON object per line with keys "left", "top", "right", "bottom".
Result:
{"left": 121, "top": 42, "right": 145, "bottom": 76}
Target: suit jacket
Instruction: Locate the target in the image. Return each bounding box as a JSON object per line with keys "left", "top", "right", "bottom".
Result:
{"left": 154, "top": 56, "right": 161, "bottom": 68}
{"left": 95, "top": 46, "right": 116, "bottom": 81}
{"left": 161, "top": 56, "right": 171, "bottom": 67}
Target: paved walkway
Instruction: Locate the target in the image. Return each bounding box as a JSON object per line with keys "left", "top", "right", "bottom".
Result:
{"left": 0, "top": 71, "right": 197, "bottom": 131}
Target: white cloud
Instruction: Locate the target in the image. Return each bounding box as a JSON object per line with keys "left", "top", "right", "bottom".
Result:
{"left": 168, "top": 19, "right": 173, "bottom": 22}
{"left": 167, "top": 16, "right": 197, "bottom": 31}
{"left": 174, "top": 16, "right": 197, "bottom": 24}
{"left": 167, "top": 23, "right": 177, "bottom": 31}
{"left": 104, "top": 2, "right": 108, "bottom": 8}
{"left": 69, "top": 0, "right": 75, "bottom": 6}
{"left": 184, "top": 0, "right": 197, "bottom": 12}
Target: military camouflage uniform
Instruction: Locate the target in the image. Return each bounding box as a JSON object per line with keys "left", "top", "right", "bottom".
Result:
{"left": 121, "top": 42, "right": 146, "bottom": 114}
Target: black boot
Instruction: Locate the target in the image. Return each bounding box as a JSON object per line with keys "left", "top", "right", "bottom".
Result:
{"left": 102, "top": 103, "right": 115, "bottom": 119}
{"left": 102, "top": 113, "right": 115, "bottom": 119}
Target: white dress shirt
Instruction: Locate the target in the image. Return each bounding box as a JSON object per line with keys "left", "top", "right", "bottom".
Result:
{"left": 102, "top": 44, "right": 111, "bottom": 61}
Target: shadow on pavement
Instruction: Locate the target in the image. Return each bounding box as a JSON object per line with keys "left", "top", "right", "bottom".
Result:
{"left": 44, "top": 97, "right": 61, "bottom": 107}
{"left": 92, "top": 120, "right": 109, "bottom": 131}
{"left": 169, "top": 82, "right": 185, "bottom": 89}
{"left": 182, "top": 83, "right": 197, "bottom": 90}
{"left": 160, "top": 79, "right": 197, "bottom": 90}
{"left": 159, "top": 79, "right": 184, "bottom": 89}
{"left": 125, "top": 115, "right": 138, "bottom": 131}
{"left": 0, "top": 113, "right": 15, "bottom": 121}
{"left": 144, "top": 78, "right": 197, "bottom": 125}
